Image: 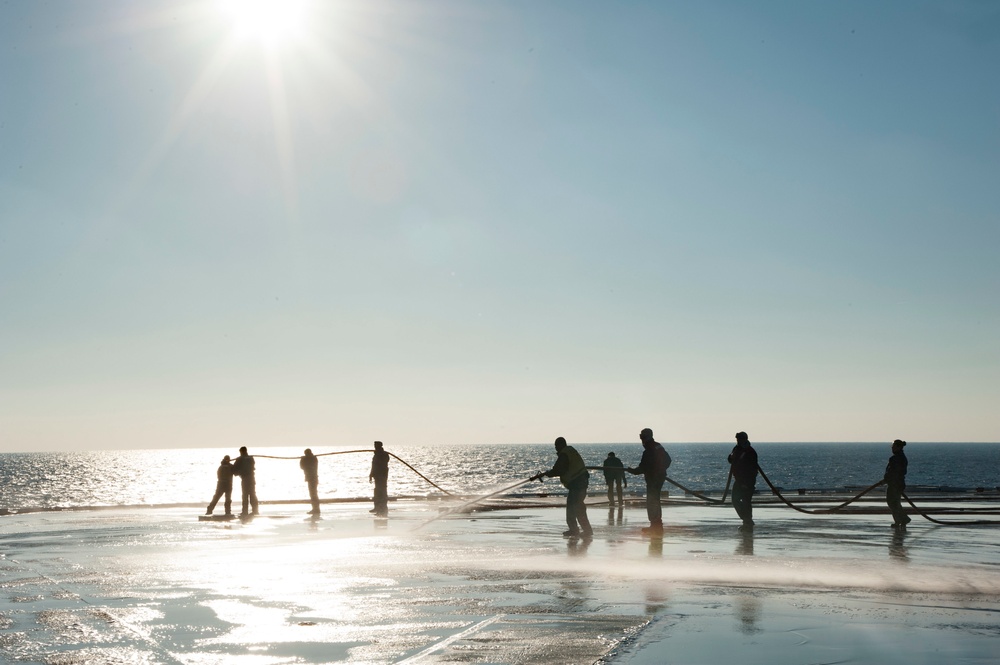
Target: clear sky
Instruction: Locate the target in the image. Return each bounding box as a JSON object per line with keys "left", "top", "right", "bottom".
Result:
{"left": 1, "top": 0, "right": 998, "bottom": 452}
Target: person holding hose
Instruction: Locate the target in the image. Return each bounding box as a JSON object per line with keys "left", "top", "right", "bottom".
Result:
{"left": 728, "top": 431, "right": 758, "bottom": 531}
{"left": 370, "top": 441, "right": 390, "bottom": 517}
{"left": 603, "top": 452, "right": 626, "bottom": 505}
{"left": 530, "top": 437, "right": 593, "bottom": 539}
{"left": 626, "top": 428, "right": 670, "bottom": 535}
{"left": 232, "top": 446, "right": 259, "bottom": 517}
{"left": 205, "top": 455, "right": 234, "bottom": 516}
{"left": 300, "top": 448, "right": 320, "bottom": 515}
{"left": 884, "top": 439, "right": 910, "bottom": 528}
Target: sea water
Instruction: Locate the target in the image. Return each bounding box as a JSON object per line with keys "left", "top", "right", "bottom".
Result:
{"left": 1, "top": 442, "right": 998, "bottom": 513}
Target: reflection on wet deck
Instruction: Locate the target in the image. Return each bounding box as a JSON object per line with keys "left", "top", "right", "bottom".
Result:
{"left": 2, "top": 500, "right": 1000, "bottom": 664}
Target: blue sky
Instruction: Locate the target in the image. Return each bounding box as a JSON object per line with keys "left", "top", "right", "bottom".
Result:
{"left": 1, "top": 0, "right": 998, "bottom": 452}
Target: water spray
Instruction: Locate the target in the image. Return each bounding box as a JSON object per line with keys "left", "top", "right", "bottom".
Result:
{"left": 412, "top": 477, "right": 538, "bottom": 530}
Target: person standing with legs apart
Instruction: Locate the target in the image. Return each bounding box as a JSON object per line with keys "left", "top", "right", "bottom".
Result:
{"left": 369, "top": 441, "right": 390, "bottom": 517}
{"left": 627, "top": 428, "right": 670, "bottom": 535}
{"left": 728, "top": 431, "right": 758, "bottom": 531}
{"left": 300, "top": 448, "right": 320, "bottom": 515}
{"left": 232, "top": 446, "right": 259, "bottom": 517}
{"left": 884, "top": 439, "right": 910, "bottom": 528}
{"left": 205, "top": 455, "right": 234, "bottom": 516}
{"left": 531, "top": 437, "right": 593, "bottom": 539}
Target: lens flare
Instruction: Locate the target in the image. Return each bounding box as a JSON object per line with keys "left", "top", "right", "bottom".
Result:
{"left": 218, "top": 0, "right": 310, "bottom": 47}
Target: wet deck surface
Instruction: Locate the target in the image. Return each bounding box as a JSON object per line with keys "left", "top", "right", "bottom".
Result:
{"left": 2, "top": 498, "right": 1000, "bottom": 664}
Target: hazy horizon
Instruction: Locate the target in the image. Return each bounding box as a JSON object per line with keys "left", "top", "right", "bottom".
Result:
{"left": 3, "top": 439, "right": 998, "bottom": 456}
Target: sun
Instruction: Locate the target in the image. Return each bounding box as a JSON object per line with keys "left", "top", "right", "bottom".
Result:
{"left": 217, "top": 0, "right": 311, "bottom": 48}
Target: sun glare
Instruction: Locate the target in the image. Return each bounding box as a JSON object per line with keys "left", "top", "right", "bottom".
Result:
{"left": 218, "top": 0, "right": 310, "bottom": 47}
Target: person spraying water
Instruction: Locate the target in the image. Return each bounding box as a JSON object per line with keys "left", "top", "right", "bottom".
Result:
{"left": 529, "top": 437, "right": 593, "bottom": 539}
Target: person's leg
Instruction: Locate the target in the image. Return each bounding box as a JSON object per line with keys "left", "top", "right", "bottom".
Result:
{"left": 565, "top": 491, "right": 577, "bottom": 534}
{"left": 607, "top": 482, "right": 614, "bottom": 504}
{"left": 241, "top": 480, "right": 250, "bottom": 515}
{"left": 207, "top": 487, "right": 222, "bottom": 514}
{"left": 886, "top": 486, "right": 899, "bottom": 524}
{"left": 223, "top": 488, "right": 232, "bottom": 515}
{"left": 616, "top": 479, "right": 623, "bottom": 505}
{"left": 308, "top": 480, "right": 320, "bottom": 513}
{"left": 374, "top": 479, "right": 388, "bottom": 515}
{"left": 732, "top": 484, "right": 747, "bottom": 522}
{"left": 732, "top": 484, "right": 754, "bottom": 527}
{"left": 887, "top": 486, "right": 909, "bottom": 525}
{"left": 645, "top": 477, "right": 664, "bottom": 532}
{"left": 576, "top": 479, "right": 592, "bottom": 536}
{"left": 249, "top": 479, "right": 259, "bottom": 515}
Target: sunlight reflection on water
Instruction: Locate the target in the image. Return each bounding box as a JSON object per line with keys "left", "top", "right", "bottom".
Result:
{"left": 1, "top": 443, "right": 998, "bottom": 511}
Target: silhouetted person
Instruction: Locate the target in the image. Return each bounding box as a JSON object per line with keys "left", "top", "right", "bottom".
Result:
{"left": 627, "top": 428, "right": 671, "bottom": 535}
{"left": 232, "top": 446, "right": 259, "bottom": 516}
{"left": 300, "top": 448, "right": 320, "bottom": 515}
{"left": 531, "top": 437, "right": 593, "bottom": 539}
{"left": 603, "top": 452, "right": 626, "bottom": 505}
{"left": 884, "top": 439, "right": 910, "bottom": 528}
{"left": 728, "top": 431, "right": 758, "bottom": 531}
{"left": 205, "top": 455, "right": 234, "bottom": 516}
{"left": 369, "top": 441, "right": 389, "bottom": 517}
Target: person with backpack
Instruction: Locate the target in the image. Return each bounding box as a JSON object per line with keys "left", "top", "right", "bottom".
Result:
{"left": 627, "top": 428, "right": 671, "bottom": 535}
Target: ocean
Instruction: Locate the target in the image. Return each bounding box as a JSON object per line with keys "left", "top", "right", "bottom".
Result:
{"left": 2, "top": 442, "right": 998, "bottom": 513}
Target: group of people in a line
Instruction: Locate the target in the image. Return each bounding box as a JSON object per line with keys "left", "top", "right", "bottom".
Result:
{"left": 531, "top": 429, "right": 910, "bottom": 539}
{"left": 206, "top": 432, "right": 911, "bottom": 534}
{"left": 205, "top": 442, "right": 391, "bottom": 518}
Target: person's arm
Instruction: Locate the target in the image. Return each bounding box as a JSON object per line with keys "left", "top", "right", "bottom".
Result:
{"left": 544, "top": 453, "right": 567, "bottom": 478}
{"left": 627, "top": 450, "right": 649, "bottom": 475}
{"left": 532, "top": 452, "right": 566, "bottom": 481}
